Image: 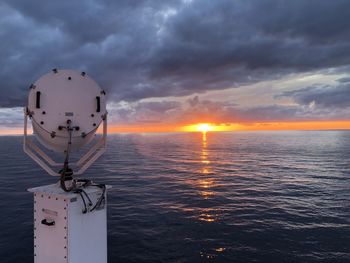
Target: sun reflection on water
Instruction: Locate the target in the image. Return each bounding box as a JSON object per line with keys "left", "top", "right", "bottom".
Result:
{"left": 201, "top": 133, "right": 210, "bottom": 165}
{"left": 197, "top": 132, "right": 219, "bottom": 223}
{"left": 200, "top": 132, "right": 209, "bottom": 166}
{"left": 198, "top": 207, "right": 218, "bottom": 223}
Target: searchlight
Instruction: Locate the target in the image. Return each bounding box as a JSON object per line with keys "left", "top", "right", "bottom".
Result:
{"left": 24, "top": 69, "right": 110, "bottom": 263}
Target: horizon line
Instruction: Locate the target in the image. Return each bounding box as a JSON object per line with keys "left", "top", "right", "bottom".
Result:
{"left": 1, "top": 128, "right": 350, "bottom": 136}
{"left": 1, "top": 120, "right": 350, "bottom": 135}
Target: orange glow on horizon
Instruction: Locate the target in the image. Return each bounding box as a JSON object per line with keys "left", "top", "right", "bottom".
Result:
{"left": 0, "top": 128, "right": 28, "bottom": 135}
{"left": 181, "top": 121, "right": 350, "bottom": 133}
{"left": 1, "top": 121, "right": 350, "bottom": 135}
{"left": 232, "top": 121, "right": 350, "bottom": 131}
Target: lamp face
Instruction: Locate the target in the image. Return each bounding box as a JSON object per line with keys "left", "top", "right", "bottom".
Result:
{"left": 28, "top": 69, "right": 107, "bottom": 152}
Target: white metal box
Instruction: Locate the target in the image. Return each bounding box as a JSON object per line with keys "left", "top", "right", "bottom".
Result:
{"left": 28, "top": 183, "right": 109, "bottom": 263}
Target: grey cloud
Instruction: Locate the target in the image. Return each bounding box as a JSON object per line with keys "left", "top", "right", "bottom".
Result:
{"left": 175, "top": 96, "right": 350, "bottom": 123}
{"left": 278, "top": 83, "right": 350, "bottom": 109}
{"left": 108, "top": 100, "right": 181, "bottom": 124}
{"left": 110, "top": 96, "right": 341, "bottom": 125}
{"left": 135, "top": 101, "right": 181, "bottom": 112}
{"left": 230, "top": 105, "right": 301, "bottom": 122}
{"left": 0, "top": 107, "right": 23, "bottom": 127}
{"left": 337, "top": 77, "right": 350, "bottom": 83}
{"left": 1, "top": 0, "right": 350, "bottom": 109}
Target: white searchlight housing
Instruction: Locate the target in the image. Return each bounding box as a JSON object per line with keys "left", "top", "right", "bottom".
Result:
{"left": 27, "top": 69, "right": 107, "bottom": 152}
{"left": 24, "top": 69, "right": 108, "bottom": 184}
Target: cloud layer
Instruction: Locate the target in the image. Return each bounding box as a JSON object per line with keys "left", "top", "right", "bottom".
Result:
{"left": 1, "top": 0, "right": 350, "bottom": 127}
{"left": 1, "top": 1, "right": 350, "bottom": 103}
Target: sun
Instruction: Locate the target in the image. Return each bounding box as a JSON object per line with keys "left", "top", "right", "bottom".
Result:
{"left": 181, "top": 123, "right": 235, "bottom": 132}
{"left": 197, "top": 123, "right": 212, "bottom": 133}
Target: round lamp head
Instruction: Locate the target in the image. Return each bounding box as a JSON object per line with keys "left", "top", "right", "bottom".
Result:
{"left": 28, "top": 69, "right": 107, "bottom": 152}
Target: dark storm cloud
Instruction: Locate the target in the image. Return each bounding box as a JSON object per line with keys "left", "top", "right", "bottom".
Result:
{"left": 1, "top": 0, "right": 350, "bottom": 108}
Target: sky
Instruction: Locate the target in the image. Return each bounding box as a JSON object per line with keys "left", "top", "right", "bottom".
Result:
{"left": 1, "top": 0, "right": 350, "bottom": 134}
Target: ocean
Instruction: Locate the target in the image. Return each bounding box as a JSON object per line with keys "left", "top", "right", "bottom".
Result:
{"left": 0, "top": 131, "right": 349, "bottom": 262}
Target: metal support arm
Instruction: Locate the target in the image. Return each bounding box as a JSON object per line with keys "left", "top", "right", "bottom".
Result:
{"left": 23, "top": 108, "right": 108, "bottom": 176}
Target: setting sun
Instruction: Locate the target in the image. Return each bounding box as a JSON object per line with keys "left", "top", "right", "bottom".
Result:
{"left": 197, "top": 123, "right": 212, "bottom": 132}
{"left": 181, "top": 123, "right": 234, "bottom": 133}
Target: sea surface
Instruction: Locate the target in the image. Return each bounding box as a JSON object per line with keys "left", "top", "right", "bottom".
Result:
{"left": 0, "top": 131, "right": 349, "bottom": 262}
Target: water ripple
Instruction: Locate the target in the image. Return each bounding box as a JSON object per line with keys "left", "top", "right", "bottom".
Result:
{"left": 0, "top": 131, "right": 349, "bottom": 262}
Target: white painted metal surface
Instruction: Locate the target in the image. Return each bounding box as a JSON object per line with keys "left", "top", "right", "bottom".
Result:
{"left": 29, "top": 183, "right": 110, "bottom": 263}
{"left": 27, "top": 69, "right": 107, "bottom": 152}
{"left": 23, "top": 69, "right": 108, "bottom": 176}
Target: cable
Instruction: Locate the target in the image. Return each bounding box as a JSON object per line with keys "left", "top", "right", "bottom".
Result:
{"left": 81, "top": 189, "right": 93, "bottom": 207}
{"left": 60, "top": 120, "right": 74, "bottom": 192}
{"left": 73, "top": 183, "right": 106, "bottom": 213}
{"left": 58, "top": 120, "right": 106, "bottom": 213}
{"left": 74, "top": 189, "right": 88, "bottom": 214}
{"left": 90, "top": 184, "right": 106, "bottom": 212}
